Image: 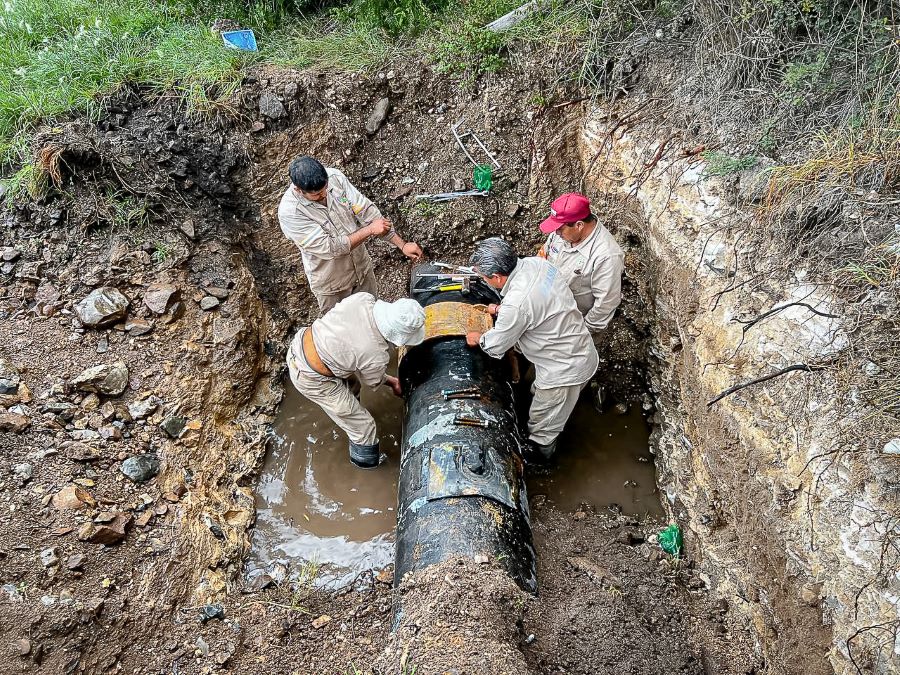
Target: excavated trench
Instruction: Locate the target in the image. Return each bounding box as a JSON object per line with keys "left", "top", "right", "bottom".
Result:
{"left": 249, "top": 350, "right": 662, "bottom": 588}
{"left": 6, "top": 55, "right": 887, "bottom": 673}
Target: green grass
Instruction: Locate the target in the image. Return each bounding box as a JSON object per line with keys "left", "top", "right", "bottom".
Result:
{"left": 0, "top": 0, "right": 590, "bottom": 172}
{"left": 0, "top": 0, "right": 257, "bottom": 163}
{"left": 701, "top": 150, "right": 758, "bottom": 176}
{"left": 264, "top": 18, "right": 394, "bottom": 71}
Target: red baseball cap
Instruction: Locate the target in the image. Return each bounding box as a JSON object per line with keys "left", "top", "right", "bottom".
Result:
{"left": 539, "top": 192, "right": 592, "bottom": 234}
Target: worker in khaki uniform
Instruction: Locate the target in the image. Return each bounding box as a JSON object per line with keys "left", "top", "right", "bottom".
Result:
{"left": 465, "top": 238, "right": 599, "bottom": 459}
{"left": 278, "top": 156, "right": 423, "bottom": 314}
{"left": 287, "top": 292, "right": 425, "bottom": 468}
{"left": 538, "top": 192, "right": 625, "bottom": 336}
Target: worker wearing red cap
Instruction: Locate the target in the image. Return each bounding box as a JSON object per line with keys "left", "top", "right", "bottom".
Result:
{"left": 538, "top": 193, "right": 624, "bottom": 335}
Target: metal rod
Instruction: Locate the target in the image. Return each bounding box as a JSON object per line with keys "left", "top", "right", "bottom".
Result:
{"left": 414, "top": 190, "right": 490, "bottom": 202}
{"left": 469, "top": 132, "right": 502, "bottom": 169}
{"left": 451, "top": 119, "right": 479, "bottom": 167}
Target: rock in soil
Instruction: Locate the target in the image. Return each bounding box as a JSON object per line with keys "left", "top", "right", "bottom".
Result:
{"left": 1, "top": 246, "right": 20, "bottom": 262}
{"left": 366, "top": 97, "right": 391, "bottom": 134}
{"left": 13, "top": 463, "right": 32, "bottom": 483}
{"left": 0, "top": 357, "right": 21, "bottom": 394}
{"left": 65, "top": 554, "right": 86, "bottom": 571}
{"left": 259, "top": 92, "right": 286, "bottom": 120}
{"left": 74, "top": 287, "right": 129, "bottom": 327}
{"left": 52, "top": 485, "right": 96, "bottom": 510}
{"left": 0, "top": 412, "right": 30, "bottom": 433}
{"left": 127, "top": 396, "right": 160, "bottom": 420}
{"left": 160, "top": 415, "right": 186, "bottom": 438}
{"left": 199, "top": 603, "right": 225, "bottom": 623}
{"left": 120, "top": 454, "right": 161, "bottom": 483}
{"left": 143, "top": 283, "right": 179, "bottom": 314}
{"left": 39, "top": 547, "right": 59, "bottom": 568}
{"left": 77, "top": 513, "right": 131, "bottom": 545}
{"left": 72, "top": 362, "right": 130, "bottom": 397}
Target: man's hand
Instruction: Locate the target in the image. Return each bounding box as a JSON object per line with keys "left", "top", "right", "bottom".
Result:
{"left": 466, "top": 331, "right": 483, "bottom": 348}
{"left": 368, "top": 218, "right": 392, "bottom": 237}
{"left": 402, "top": 241, "right": 423, "bottom": 262}
{"left": 385, "top": 375, "right": 403, "bottom": 397}
{"left": 485, "top": 303, "right": 500, "bottom": 316}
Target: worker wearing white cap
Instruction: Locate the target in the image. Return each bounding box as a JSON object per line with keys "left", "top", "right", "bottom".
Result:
{"left": 287, "top": 293, "right": 426, "bottom": 468}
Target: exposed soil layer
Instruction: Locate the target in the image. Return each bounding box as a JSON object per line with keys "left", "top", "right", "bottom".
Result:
{"left": 1, "top": 52, "right": 756, "bottom": 673}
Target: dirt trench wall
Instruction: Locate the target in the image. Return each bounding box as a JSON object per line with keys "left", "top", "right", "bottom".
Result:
{"left": 579, "top": 105, "right": 900, "bottom": 674}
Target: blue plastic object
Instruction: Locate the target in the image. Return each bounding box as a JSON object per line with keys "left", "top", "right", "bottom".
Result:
{"left": 222, "top": 30, "right": 258, "bottom": 52}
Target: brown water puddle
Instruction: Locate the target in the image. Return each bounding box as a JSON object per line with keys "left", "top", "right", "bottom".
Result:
{"left": 526, "top": 402, "right": 663, "bottom": 517}
{"left": 249, "top": 379, "right": 662, "bottom": 586}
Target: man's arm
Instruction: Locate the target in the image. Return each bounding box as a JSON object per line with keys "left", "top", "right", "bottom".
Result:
{"left": 584, "top": 255, "right": 624, "bottom": 332}
{"left": 280, "top": 204, "right": 388, "bottom": 259}
{"left": 357, "top": 351, "right": 390, "bottom": 389}
{"left": 470, "top": 304, "right": 528, "bottom": 359}
{"left": 339, "top": 171, "right": 423, "bottom": 261}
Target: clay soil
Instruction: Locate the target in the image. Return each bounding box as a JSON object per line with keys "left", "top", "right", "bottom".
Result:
{"left": 1, "top": 51, "right": 758, "bottom": 673}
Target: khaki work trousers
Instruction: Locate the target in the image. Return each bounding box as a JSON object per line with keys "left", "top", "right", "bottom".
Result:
{"left": 527, "top": 382, "right": 586, "bottom": 446}
{"left": 314, "top": 268, "right": 378, "bottom": 315}
{"left": 287, "top": 352, "right": 377, "bottom": 445}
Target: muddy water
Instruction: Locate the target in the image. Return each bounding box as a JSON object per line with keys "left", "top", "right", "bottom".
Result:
{"left": 527, "top": 402, "right": 663, "bottom": 517}
{"left": 249, "top": 379, "right": 403, "bottom": 586}
{"left": 250, "top": 381, "right": 661, "bottom": 586}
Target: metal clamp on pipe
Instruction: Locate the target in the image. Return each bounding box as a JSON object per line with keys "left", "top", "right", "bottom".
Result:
{"left": 394, "top": 263, "right": 537, "bottom": 595}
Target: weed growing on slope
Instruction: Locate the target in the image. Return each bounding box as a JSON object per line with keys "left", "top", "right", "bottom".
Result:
{"left": 0, "top": 0, "right": 254, "bottom": 164}
{"left": 701, "top": 151, "right": 757, "bottom": 176}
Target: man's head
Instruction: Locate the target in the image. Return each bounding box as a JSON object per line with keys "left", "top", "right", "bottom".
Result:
{"left": 539, "top": 192, "right": 597, "bottom": 244}
{"left": 470, "top": 237, "right": 518, "bottom": 289}
{"left": 373, "top": 299, "right": 426, "bottom": 347}
{"left": 289, "top": 156, "right": 329, "bottom": 202}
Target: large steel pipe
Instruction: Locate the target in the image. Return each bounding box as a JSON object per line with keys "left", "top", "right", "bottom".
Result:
{"left": 394, "top": 265, "right": 537, "bottom": 593}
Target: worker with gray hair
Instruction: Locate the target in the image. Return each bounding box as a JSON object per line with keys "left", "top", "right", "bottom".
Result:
{"left": 278, "top": 155, "right": 424, "bottom": 314}
{"left": 287, "top": 292, "right": 426, "bottom": 468}
{"left": 537, "top": 192, "right": 624, "bottom": 335}
{"left": 465, "top": 238, "right": 599, "bottom": 459}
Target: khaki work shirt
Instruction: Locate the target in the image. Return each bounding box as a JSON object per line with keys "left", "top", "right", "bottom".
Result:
{"left": 289, "top": 293, "right": 390, "bottom": 388}
{"left": 278, "top": 168, "right": 395, "bottom": 295}
{"left": 479, "top": 257, "right": 599, "bottom": 388}
{"left": 541, "top": 224, "right": 624, "bottom": 332}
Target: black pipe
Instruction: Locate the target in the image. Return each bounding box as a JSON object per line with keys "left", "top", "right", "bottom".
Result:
{"left": 394, "top": 265, "right": 537, "bottom": 593}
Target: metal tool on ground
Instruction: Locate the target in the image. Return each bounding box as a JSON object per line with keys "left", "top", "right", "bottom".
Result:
{"left": 453, "top": 415, "right": 491, "bottom": 428}
{"left": 442, "top": 386, "right": 482, "bottom": 400}
{"left": 434, "top": 262, "right": 476, "bottom": 274}
{"left": 414, "top": 189, "right": 490, "bottom": 203}
{"left": 451, "top": 117, "right": 502, "bottom": 170}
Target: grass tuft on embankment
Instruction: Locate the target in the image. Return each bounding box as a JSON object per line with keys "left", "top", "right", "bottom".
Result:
{"left": 0, "top": 1, "right": 262, "bottom": 161}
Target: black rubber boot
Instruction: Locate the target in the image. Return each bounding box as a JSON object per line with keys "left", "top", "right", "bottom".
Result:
{"left": 349, "top": 439, "right": 380, "bottom": 469}
{"left": 523, "top": 439, "right": 557, "bottom": 469}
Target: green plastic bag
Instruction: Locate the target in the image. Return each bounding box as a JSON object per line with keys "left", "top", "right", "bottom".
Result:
{"left": 473, "top": 164, "right": 493, "bottom": 191}
{"left": 658, "top": 523, "right": 683, "bottom": 557}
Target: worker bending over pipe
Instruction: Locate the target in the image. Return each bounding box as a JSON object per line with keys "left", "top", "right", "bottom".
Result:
{"left": 465, "top": 238, "right": 598, "bottom": 459}
{"left": 287, "top": 293, "right": 426, "bottom": 468}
